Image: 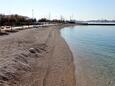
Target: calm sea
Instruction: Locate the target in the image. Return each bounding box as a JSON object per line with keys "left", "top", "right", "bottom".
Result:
{"left": 61, "top": 26, "right": 115, "bottom": 86}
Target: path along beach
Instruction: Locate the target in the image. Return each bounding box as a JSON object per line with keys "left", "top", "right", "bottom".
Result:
{"left": 0, "top": 24, "right": 76, "bottom": 86}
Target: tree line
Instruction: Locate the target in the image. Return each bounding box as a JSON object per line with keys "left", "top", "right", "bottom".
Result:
{"left": 0, "top": 14, "right": 76, "bottom": 27}
{"left": 0, "top": 14, "right": 36, "bottom": 26}
{"left": 38, "top": 18, "right": 76, "bottom": 24}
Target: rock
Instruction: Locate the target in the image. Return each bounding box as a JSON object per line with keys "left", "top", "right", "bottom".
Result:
{"left": 29, "top": 48, "right": 36, "bottom": 53}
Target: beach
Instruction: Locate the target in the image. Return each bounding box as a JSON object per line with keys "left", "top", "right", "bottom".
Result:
{"left": 0, "top": 25, "right": 76, "bottom": 86}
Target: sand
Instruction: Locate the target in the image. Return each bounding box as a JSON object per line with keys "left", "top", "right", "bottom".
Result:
{"left": 0, "top": 25, "right": 76, "bottom": 86}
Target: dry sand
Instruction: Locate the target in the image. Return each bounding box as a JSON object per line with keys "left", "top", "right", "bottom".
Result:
{"left": 0, "top": 25, "right": 76, "bottom": 86}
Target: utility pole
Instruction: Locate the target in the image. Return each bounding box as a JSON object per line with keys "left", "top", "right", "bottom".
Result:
{"left": 32, "top": 9, "right": 34, "bottom": 19}
{"left": 48, "top": 12, "right": 51, "bottom": 24}
{"left": 60, "top": 15, "right": 65, "bottom": 23}
{"left": 32, "top": 9, "right": 34, "bottom": 25}
{"left": 48, "top": 12, "right": 51, "bottom": 20}
{"left": 70, "top": 16, "right": 72, "bottom": 21}
{"left": 60, "top": 15, "right": 64, "bottom": 21}
{"left": 70, "top": 14, "right": 74, "bottom": 21}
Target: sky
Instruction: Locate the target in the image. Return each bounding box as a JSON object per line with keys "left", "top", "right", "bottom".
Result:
{"left": 0, "top": 0, "right": 115, "bottom": 20}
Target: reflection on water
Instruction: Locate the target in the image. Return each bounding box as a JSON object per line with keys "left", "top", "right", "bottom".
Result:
{"left": 61, "top": 26, "right": 115, "bottom": 86}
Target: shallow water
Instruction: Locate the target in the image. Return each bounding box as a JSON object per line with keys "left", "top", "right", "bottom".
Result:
{"left": 61, "top": 26, "right": 115, "bottom": 86}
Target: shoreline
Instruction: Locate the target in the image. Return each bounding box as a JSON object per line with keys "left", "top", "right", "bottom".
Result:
{"left": 0, "top": 24, "right": 76, "bottom": 86}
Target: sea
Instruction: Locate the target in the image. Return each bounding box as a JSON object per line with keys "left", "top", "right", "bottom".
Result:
{"left": 61, "top": 25, "right": 115, "bottom": 86}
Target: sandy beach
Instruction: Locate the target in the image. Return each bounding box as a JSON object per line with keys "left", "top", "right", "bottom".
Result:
{"left": 0, "top": 25, "right": 76, "bottom": 86}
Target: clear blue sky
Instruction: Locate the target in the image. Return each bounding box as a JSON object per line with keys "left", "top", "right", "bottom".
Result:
{"left": 0, "top": 0, "right": 115, "bottom": 20}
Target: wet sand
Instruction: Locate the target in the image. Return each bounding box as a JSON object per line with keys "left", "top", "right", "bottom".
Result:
{"left": 0, "top": 25, "right": 76, "bottom": 86}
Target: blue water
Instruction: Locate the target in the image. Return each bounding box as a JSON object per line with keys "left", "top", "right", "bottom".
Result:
{"left": 61, "top": 26, "right": 115, "bottom": 86}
